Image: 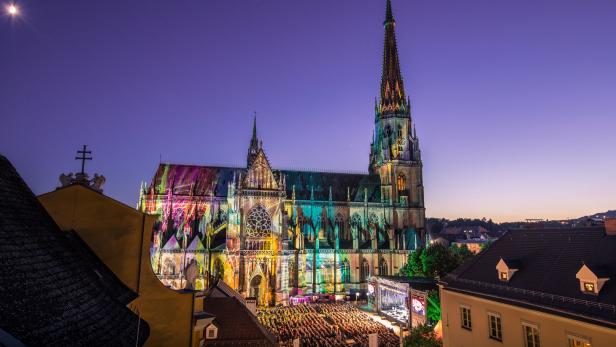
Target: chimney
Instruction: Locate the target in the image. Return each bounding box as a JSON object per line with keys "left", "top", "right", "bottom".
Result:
{"left": 605, "top": 218, "right": 616, "bottom": 236}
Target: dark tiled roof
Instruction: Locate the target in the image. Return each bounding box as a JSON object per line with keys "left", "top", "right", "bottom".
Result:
{"left": 442, "top": 227, "right": 616, "bottom": 328}
{"left": 149, "top": 164, "right": 382, "bottom": 203}
{"left": 283, "top": 169, "right": 381, "bottom": 203}
{"left": 61, "top": 229, "right": 138, "bottom": 305}
{"left": 0, "top": 155, "right": 149, "bottom": 346}
{"left": 202, "top": 297, "right": 276, "bottom": 346}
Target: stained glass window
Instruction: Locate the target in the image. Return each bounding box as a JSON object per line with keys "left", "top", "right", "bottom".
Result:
{"left": 246, "top": 205, "right": 272, "bottom": 238}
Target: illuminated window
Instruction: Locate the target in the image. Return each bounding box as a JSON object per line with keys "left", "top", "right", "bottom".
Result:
{"left": 397, "top": 174, "right": 406, "bottom": 192}
{"left": 460, "top": 306, "right": 472, "bottom": 330}
{"left": 583, "top": 282, "right": 595, "bottom": 293}
{"left": 246, "top": 205, "right": 272, "bottom": 238}
{"left": 568, "top": 335, "right": 591, "bottom": 347}
{"left": 499, "top": 272, "right": 508, "bottom": 281}
{"left": 488, "top": 313, "right": 502, "bottom": 341}
{"left": 522, "top": 323, "right": 540, "bottom": 347}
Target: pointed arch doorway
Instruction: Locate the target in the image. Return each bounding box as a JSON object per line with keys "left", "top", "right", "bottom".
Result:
{"left": 249, "top": 274, "right": 263, "bottom": 304}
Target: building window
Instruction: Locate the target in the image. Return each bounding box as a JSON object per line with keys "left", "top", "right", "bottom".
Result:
{"left": 378, "top": 258, "right": 388, "bottom": 276}
{"left": 488, "top": 313, "right": 502, "bottom": 341}
{"left": 245, "top": 205, "right": 272, "bottom": 238}
{"left": 341, "top": 260, "right": 351, "bottom": 283}
{"left": 583, "top": 282, "right": 595, "bottom": 293}
{"left": 499, "top": 272, "right": 508, "bottom": 281}
{"left": 522, "top": 323, "right": 540, "bottom": 347}
{"left": 397, "top": 174, "right": 406, "bottom": 192}
{"left": 460, "top": 306, "right": 472, "bottom": 330}
{"left": 360, "top": 259, "right": 370, "bottom": 282}
{"left": 568, "top": 335, "right": 591, "bottom": 347}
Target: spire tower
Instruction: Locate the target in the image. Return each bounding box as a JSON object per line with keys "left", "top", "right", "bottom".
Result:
{"left": 380, "top": 0, "right": 407, "bottom": 114}
{"left": 247, "top": 113, "right": 260, "bottom": 167}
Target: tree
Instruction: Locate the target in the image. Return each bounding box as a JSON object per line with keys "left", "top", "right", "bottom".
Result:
{"left": 399, "top": 247, "right": 424, "bottom": 277}
{"left": 480, "top": 239, "right": 493, "bottom": 251}
{"left": 409, "top": 247, "right": 424, "bottom": 276}
{"left": 450, "top": 244, "right": 473, "bottom": 263}
{"left": 421, "top": 244, "right": 458, "bottom": 279}
{"left": 426, "top": 289, "right": 441, "bottom": 323}
{"left": 404, "top": 324, "right": 442, "bottom": 347}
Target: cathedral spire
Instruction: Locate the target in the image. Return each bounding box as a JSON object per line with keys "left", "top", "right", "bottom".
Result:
{"left": 380, "top": 0, "right": 406, "bottom": 113}
{"left": 251, "top": 112, "right": 258, "bottom": 147}
{"left": 247, "top": 113, "right": 260, "bottom": 167}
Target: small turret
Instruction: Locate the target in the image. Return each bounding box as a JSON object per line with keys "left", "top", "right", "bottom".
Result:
{"left": 247, "top": 113, "right": 259, "bottom": 167}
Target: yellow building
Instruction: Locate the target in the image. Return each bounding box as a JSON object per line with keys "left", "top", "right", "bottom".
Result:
{"left": 440, "top": 224, "right": 616, "bottom": 347}
{"left": 39, "top": 184, "right": 196, "bottom": 347}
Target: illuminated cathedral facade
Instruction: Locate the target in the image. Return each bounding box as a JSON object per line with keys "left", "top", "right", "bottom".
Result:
{"left": 140, "top": 0, "right": 425, "bottom": 306}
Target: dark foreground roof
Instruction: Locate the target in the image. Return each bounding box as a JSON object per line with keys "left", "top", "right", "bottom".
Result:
{"left": 149, "top": 163, "right": 382, "bottom": 202}
{"left": 0, "top": 155, "right": 149, "bottom": 346}
{"left": 202, "top": 297, "right": 276, "bottom": 346}
{"left": 441, "top": 227, "right": 616, "bottom": 328}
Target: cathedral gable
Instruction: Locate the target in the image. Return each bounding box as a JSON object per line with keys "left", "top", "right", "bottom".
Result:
{"left": 242, "top": 149, "right": 279, "bottom": 190}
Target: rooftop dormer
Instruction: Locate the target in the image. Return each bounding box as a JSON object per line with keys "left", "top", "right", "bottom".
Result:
{"left": 576, "top": 263, "right": 610, "bottom": 295}
{"left": 205, "top": 322, "right": 219, "bottom": 340}
{"left": 496, "top": 258, "right": 521, "bottom": 282}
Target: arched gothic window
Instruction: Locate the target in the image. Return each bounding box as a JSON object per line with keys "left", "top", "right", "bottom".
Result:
{"left": 213, "top": 258, "right": 224, "bottom": 281}
{"left": 397, "top": 124, "right": 403, "bottom": 138}
{"left": 164, "top": 258, "right": 176, "bottom": 275}
{"left": 335, "top": 214, "right": 346, "bottom": 239}
{"left": 351, "top": 214, "right": 362, "bottom": 229}
{"left": 246, "top": 205, "right": 272, "bottom": 238}
{"left": 341, "top": 260, "right": 350, "bottom": 283}
{"left": 379, "top": 258, "right": 388, "bottom": 276}
{"left": 360, "top": 259, "right": 370, "bottom": 282}
{"left": 368, "top": 213, "right": 380, "bottom": 228}
{"left": 397, "top": 174, "right": 406, "bottom": 192}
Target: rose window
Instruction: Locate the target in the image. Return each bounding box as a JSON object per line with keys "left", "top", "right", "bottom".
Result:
{"left": 246, "top": 205, "right": 272, "bottom": 238}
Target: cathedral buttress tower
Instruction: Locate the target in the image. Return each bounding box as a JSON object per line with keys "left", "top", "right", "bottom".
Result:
{"left": 370, "top": 0, "right": 425, "bottom": 235}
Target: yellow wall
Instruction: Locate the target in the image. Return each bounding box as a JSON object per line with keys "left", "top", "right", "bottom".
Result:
{"left": 440, "top": 286, "right": 616, "bottom": 347}
{"left": 39, "top": 185, "right": 194, "bottom": 347}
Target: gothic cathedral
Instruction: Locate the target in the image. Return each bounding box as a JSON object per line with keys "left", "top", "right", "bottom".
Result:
{"left": 140, "top": 0, "right": 425, "bottom": 306}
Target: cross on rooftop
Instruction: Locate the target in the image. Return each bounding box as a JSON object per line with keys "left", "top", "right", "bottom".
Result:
{"left": 75, "top": 145, "right": 92, "bottom": 175}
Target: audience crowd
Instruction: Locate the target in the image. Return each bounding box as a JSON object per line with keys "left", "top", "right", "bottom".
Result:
{"left": 257, "top": 302, "right": 399, "bottom": 347}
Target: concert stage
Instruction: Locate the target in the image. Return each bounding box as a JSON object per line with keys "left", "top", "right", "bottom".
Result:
{"left": 367, "top": 276, "right": 436, "bottom": 328}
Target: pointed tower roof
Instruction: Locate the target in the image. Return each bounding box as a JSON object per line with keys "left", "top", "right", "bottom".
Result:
{"left": 247, "top": 113, "right": 260, "bottom": 167}
{"left": 251, "top": 113, "right": 258, "bottom": 147}
{"left": 380, "top": 0, "right": 406, "bottom": 112}
{"left": 243, "top": 148, "right": 279, "bottom": 190}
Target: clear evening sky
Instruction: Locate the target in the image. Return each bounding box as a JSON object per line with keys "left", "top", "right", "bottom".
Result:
{"left": 1, "top": 0, "right": 615, "bottom": 222}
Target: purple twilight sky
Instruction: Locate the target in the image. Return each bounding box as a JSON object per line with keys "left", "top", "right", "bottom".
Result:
{"left": 1, "top": 0, "right": 615, "bottom": 222}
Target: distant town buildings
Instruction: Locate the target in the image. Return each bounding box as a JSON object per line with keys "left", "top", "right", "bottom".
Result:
{"left": 439, "top": 224, "right": 616, "bottom": 347}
